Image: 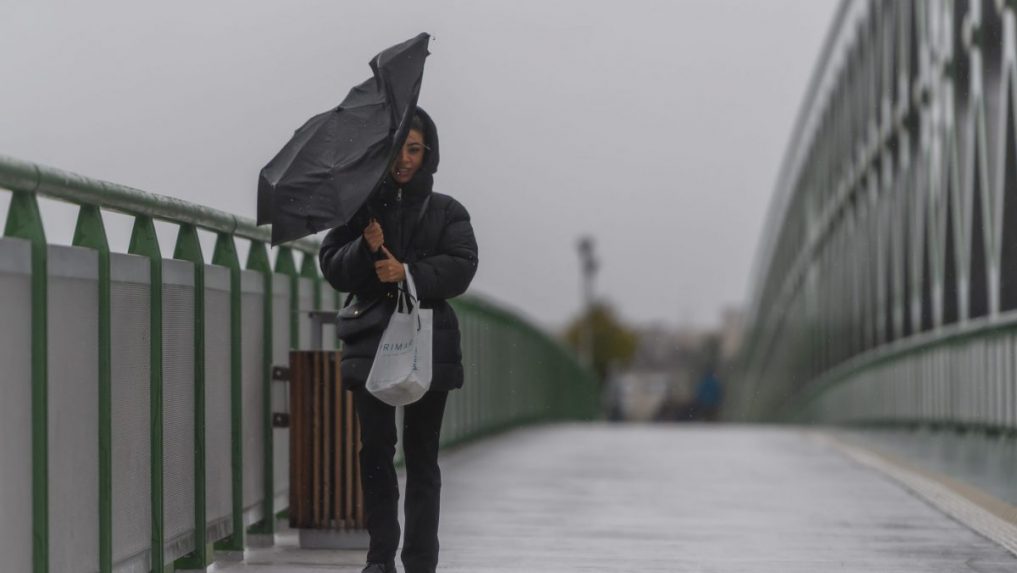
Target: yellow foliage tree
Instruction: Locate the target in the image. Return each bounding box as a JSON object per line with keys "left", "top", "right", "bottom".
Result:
{"left": 563, "top": 302, "right": 638, "bottom": 383}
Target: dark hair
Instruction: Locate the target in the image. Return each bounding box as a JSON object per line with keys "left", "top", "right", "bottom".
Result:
{"left": 410, "top": 113, "right": 426, "bottom": 141}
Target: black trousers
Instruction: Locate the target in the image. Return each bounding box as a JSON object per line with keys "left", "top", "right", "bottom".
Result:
{"left": 353, "top": 389, "right": 449, "bottom": 573}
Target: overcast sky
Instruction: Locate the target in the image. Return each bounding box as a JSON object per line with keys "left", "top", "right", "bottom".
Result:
{"left": 0, "top": 0, "right": 838, "bottom": 332}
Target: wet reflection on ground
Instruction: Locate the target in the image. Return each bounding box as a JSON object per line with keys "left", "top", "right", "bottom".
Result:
{"left": 837, "top": 428, "right": 1017, "bottom": 507}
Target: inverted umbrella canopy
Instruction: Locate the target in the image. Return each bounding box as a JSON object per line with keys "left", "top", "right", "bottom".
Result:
{"left": 257, "top": 32, "right": 430, "bottom": 245}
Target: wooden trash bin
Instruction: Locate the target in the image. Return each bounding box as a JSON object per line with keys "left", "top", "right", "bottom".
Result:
{"left": 289, "top": 346, "right": 369, "bottom": 548}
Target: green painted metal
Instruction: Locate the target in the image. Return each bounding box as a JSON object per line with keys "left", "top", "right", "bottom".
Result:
{"left": 0, "top": 154, "right": 319, "bottom": 255}
{"left": 171, "top": 224, "right": 210, "bottom": 570}
{"left": 300, "top": 253, "right": 322, "bottom": 318}
{"left": 453, "top": 295, "right": 598, "bottom": 419}
{"left": 731, "top": 1, "right": 1017, "bottom": 427}
{"left": 211, "top": 233, "right": 244, "bottom": 553}
{"left": 273, "top": 246, "right": 297, "bottom": 276}
{"left": 272, "top": 246, "right": 301, "bottom": 528}
{"left": 447, "top": 296, "right": 598, "bottom": 432}
{"left": 247, "top": 241, "right": 272, "bottom": 274}
{"left": 4, "top": 191, "right": 49, "bottom": 573}
{"left": 1, "top": 153, "right": 601, "bottom": 570}
{"left": 780, "top": 315, "right": 1017, "bottom": 423}
{"left": 334, "top": 289, "right": 342, "bottom": 349}
{"left": 127, "top": 215, "right": 164, "bottom": 572}
{"left": 298, "top": 253, "right": 316, "bottom": 279}
{"left": 71, "top": 205, "right": 112, "bottom": 573}
{"left": 274, "top": 247, "right": 299, "bottom": 350}
{"left": 245, "top": 241, "right": 275, "bottom": 536}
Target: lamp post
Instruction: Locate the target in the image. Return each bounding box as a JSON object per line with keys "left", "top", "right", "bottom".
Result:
{"left": 577, "top": 236, "right": 599, "bottom": 370}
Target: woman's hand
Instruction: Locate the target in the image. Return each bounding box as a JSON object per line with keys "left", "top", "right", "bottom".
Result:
{"left": 363, "top": 218, "right": 384, "bottom": 253}
{"left": 374, "top": 246, "right": 406, "bottom": 283}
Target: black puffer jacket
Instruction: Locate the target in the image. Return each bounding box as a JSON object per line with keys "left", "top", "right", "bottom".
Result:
{"left": 319, "top": 108, "right": 479, "bottom": 391}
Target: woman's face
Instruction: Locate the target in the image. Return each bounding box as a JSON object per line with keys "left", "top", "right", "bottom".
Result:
{"left": 390, "top": 129, "right": 426, "bottom": 185}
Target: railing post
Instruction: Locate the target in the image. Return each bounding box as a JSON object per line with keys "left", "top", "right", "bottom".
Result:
{"left": 71, "top": 205, "right": 112, "bottom": 573}
{"left": 335, "top": 289, "right": 343, "bottom": 349}
{"left": 275, "top": 247, "right": 299, "bottom": 349}
{"left": 172, "top": 224, "right": 210, "bottom": 570}
{"left": 127, "top": 215, "right": 164, "bottom": 572}
{"left": 211, "top": 233, "right": 244, "bottom": 555}
{"left": 300, "top": 252, "right": 321, "bottom": 311}
{"left": 4, "top": 191, "right": 49, "bottom": 573}
{"left": 246, "top": 240, "right": 275, "bottom": 537}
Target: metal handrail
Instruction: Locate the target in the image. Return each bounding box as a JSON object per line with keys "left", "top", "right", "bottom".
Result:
{"left": 780, "top": 311, "right": 1017, "bottom": 422}
{"left": 0, "top": 150, "right": 601, "bottom": 572}
{"left": 744, "top": 0, "right": 854, "bottom": 321}
{"left": 0, "top": 154, "right": 320, "bottom": 253}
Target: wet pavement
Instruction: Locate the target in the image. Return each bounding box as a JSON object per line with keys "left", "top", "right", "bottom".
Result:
{"left": 836, "top": 428, "right": 1017, "bottom": 508}
{"left": 219, "top": 424, "right": 1017, "bottom": 572}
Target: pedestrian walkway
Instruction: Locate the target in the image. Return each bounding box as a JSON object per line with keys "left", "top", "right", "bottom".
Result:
{"left": 220, "top": 424, "right": 1017, "bottom": 572}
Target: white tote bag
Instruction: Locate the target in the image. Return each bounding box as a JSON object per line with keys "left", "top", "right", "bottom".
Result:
{"left": 365, "top": 265, "right": 433, "bottom": 406}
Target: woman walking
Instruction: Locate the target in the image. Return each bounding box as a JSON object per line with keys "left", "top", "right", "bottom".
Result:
{"left": 319, "top": 108, "right": 479, "bottom": 573}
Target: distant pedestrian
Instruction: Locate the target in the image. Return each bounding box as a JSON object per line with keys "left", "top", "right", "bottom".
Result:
{"left": 693, "top": 371, "right": 723, "bottom": 422}
{"left": 320, "top": 108, "right": 479, "bottom": 573}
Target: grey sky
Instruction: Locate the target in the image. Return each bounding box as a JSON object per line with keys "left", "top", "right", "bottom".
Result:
{"left": 0, "top": 0, "right": 838, "bottom": 331}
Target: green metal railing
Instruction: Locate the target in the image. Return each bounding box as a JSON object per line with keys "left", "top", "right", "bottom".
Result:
{"left": 729, "top": 0, "right": 1017, "bottom": 433}
{"left": 0, "top": 154, "right": 599, "bottom": 573}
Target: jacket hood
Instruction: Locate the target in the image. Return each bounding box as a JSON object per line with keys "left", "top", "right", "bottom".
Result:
{"left": 414, "top": 106, "right": 440, "bottom": 176}
{"left": 402, "top": 106, "right": 439, "bottom": 197}
{"left": 376, "top": 106, "right": 439, "bottom": 202}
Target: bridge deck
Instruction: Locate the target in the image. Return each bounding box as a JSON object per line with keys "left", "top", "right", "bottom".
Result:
{"left": 224, "top": 424, "right": 1017, "bottom": 572}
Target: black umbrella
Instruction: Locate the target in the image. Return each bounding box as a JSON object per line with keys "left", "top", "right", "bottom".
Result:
{"left": 257, "top": 33, "right": 430, "bottom": 245}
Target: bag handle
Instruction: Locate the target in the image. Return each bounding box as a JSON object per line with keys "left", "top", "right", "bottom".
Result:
{"left": 394, "top": 197, "right": 428, "bottom": 309}
{"left": 349, "top": 195, "right": 433, "bottom": 309}
{"left": 402, "top": 265, "right": 424, "bottom": 331}
{"left": 403, "top": 264, "right": 418, "bottom": 306}
{"left": 392, "top": 199, "right": 425, "bottom": 312}
{"left": 393, "top": 265, "right": 418, "bottom": 314}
